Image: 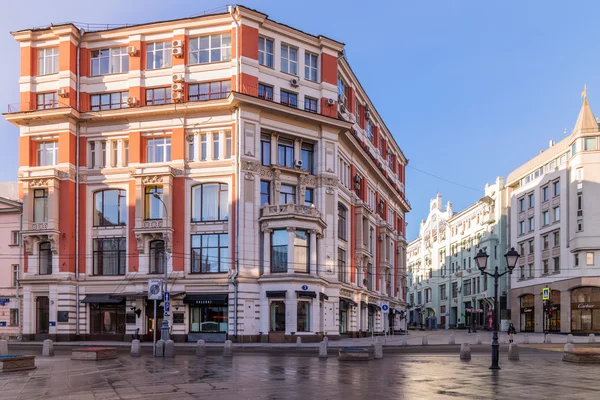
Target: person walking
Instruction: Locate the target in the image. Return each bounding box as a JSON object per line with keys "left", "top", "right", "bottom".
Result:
{"left": 508, "top": 323, "right": 517, "bottom": 343}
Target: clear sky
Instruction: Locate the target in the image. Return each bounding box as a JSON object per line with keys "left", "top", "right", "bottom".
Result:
{"left": 1, "top": 0, "right": 599, "bottom": 241}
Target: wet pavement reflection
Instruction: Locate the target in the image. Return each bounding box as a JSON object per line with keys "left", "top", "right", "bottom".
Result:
{"left": 0, "top": 350, "right": 598, "bottom": 399}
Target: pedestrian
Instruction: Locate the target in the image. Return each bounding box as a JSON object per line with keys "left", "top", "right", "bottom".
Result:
{"left": 508, "top": 323, "right": 517, "bottom": 343}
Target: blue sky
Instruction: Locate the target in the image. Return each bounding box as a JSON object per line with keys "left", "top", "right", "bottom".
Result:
{"left": 1, "top": 0, "right": 599, "bottom": 240}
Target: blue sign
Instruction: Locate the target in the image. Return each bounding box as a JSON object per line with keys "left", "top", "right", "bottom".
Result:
{"left": 301, "top": 285, "right": 308, "bottom": 291}
{"left": 164, "top": 301, "right": 170, "bottom": 313}
{"left": 49, "top": 321, "right": 56, "bottom": 327}
{"left": 0, "top": 322, "right": 6, "bottom": 327}
{"left": 0, "top": 298, "right": 9, "bottom": 306}
{"left": 164, "top": 292, "right": 170, "bottom": 301}
{"left": 381, "top": 304, "right": 389, "bottom": 312}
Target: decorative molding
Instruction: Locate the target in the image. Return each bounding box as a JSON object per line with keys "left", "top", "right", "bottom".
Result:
{"left": 245, "top": 172, "right": 255, "bottom": 181}
{"left": 23, "top": 236, "right": 33, "bottom": 255}
{"left": 135, "top": 234, "right": 145, "bottom": 253}
{"left": 141, "top": 175, "right": 163, "bottom": 184}
{"left": 29, "top": 179, "right": 49, "bottom": 188}
{"left": 286, "top": 226, "right": 296, "bottom": 232}
{"left": 259, "top": 166, "right": 274, "bottom": 178}
{"left": 242, "top": 160, "right": 261, "bottom": 172}
{"left": 49, "top": 233, "right": 59, "bottom": 254}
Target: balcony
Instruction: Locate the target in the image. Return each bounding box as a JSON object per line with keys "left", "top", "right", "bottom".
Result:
{"left": 259, "top": 204, "right": 326, "bottom": 229}
{"left": 133, "top": 219, "right": 172, "bottom": 254}
{"left": 22, "top": 221, "right": 59, "bottom": 255}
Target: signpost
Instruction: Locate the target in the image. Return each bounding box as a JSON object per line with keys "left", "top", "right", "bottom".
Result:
{"left": 148, "top": 279, "right": 163, "bottom": 357}
{"left": 381, "top": 303, "right": 389, "bottom": 313}
{"left": 542, "top": 287, "right": 550, "bottom": 301}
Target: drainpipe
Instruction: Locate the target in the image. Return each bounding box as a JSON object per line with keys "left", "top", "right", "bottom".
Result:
{"left": 229, "top": 5, "right": 240, "bottom": 92}
{"left": 75, "top": 28, "right": 83, "bottom": 337}
{"left": 16, "top": 210, "right": 22, "bottom": 340}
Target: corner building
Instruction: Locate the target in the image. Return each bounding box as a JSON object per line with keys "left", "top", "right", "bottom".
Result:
{"left": 5, "top": 6, "right": 409, "bottom": 342}
{"left": 507, "top": 93, "right": 600, "bottom": 334}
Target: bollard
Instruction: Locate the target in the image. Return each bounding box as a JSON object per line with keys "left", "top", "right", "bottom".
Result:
{"left": 156, "top": 339, "right": 165, "bottom": 357}
{"left": 589, "top": 334, "right": 596, "bottom": 344}
{"left": 319, "top": 341, "right": 328, "bottom": 359}
{"left": 402, "top": 335, "right": 408, "bottom": 346}
{"left": 196, "top": 340, "right": 207, "bottom": 357}
{"left": 449, "top": 335, "right": 455, "bottom": 345}
{"left": 544, "top": 334, "right": 552, "bottom": 344}
{"left": 422, "top": 335, "right": 428, "bottom": 346}
{"left": 324, "top": 336, "right": 329, "bottom": 346}
{"left": 164, "top": 340, "right": 175, "bottom": 357}
{"left": 460, "top": 343, "right": 471, "bottom": 360}
{"left": 0, "top": 339, "right": 7, "bottom": 356}
{"left": 223, "top": 340, "right": 233, "bottom": 357}
{"left": 296, "top": 336, "right": 302, "bottom": 348}
{"left": 508, "top": 343, "right": 519, "bottom": 361}
{"left": 564, "top": 343, "right": 574, "bottom": 353}
{"left": 42, "top": 339, "right": 54, "bottom": 357}
{"left": 567, "top": 334, "right": 574, "bottom": 344}
{"left": 523, "top": 334, "right": 529, "bottom": 344}
{"left": 374, "top": 342, "right": 383, "bottom": 359}
{"left": 130, "top": 339, "right": 141, "bottom": 357}
{"left": 476, "top": 335, "right": 482, "bottom": 345}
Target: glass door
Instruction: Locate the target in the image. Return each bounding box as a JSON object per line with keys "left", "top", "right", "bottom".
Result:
{"left": 36, "top": 296, "right": 49, "bottom": 334}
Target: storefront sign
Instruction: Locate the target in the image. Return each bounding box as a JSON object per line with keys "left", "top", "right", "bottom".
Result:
{"left": 522, "top": 308, "right": 533, "bottom": 313}
{"left": 0, "top": 298, "right": 9, "bottom": 306}
{"left": 0, "top": 322, "right": 6, "bottom": 327}
{"left": 577, "top": 303, "right": 596, "bottom": 309}
{"left": 49, "top": 321, "right": 56, "bottom": 327}
{"left": 571, "top": 301, "right": 600, "bottom": 310}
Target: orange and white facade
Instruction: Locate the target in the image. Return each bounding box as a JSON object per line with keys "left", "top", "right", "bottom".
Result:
{"left": 5, "top": 6, "right": 409, "bottom": 342}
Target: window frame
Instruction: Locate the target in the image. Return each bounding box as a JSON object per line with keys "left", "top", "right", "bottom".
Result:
{"left": 279, "top": 184, "right": 296, "bottom": 205}
{"left": 258, "top": 36, "right": 274, "bottom": 68}
{"left": 93, "top": 189, "right": 127, "bottom": 227}
{"left": 191, "top": 233, "right": 229, "bottom": 273}
{"left": 146, "top": 137, "right": 172, "bottom": 163}
{"left": 261, "top": 134, "right": 271, "bottom": 166}
{"left": 271, "top": 229, "right": 288, "bottom": 273}
{"left": 188, "top": 80, "right": 231, "bottom": 101}
{"left": 280, "top": 90, "right": 298, "bottom": 108}
{"left": 191, "top": 183, "right": 229, "bottom": 222}
{"left": 144, "top": 185, "right": 164, "bottom": 220}
{"left": 90, "top": 47, "right": 129, "bottom": 76}
{"left": 33, "top": 188, "right": 48, "bottom": 223}
{"left": 258, "top": 83, "right": 274, "bottom": 101}
{"left": 146, "top": 41, "right": 173, "bottom": 70}
{"left": 37, "top": 47, "right": 59, "bottom": 76}
{"left": 36, "top": 92, "right": 58, "bottom": 110}
{"left": 260, "top": 180, "right": 270, "bottom": 205}
{"left": 93, "top": 237, "right": 127, "bottom": 276}
{"left": 90, "top": 91, "right": 129, "bottom": 111}
{"left": 338, "top": 203, "right": 348, "bottom": 241}
{"left": 188, "top": 33, "right": 232, "bottom": 65}
{"left": 304, "top": 51, "right": 318, "bottom": 82}
{"left": 149, "top": 240, "right": 166, "bottom": 274}
{"left": 280, "top": 43, "right": 298, "bottom": 75}
{"left": 145, "top": 87, "right": 172, "bottom": 106}
{"left": 304, "top": 96, "right": 318, "bottom": 113}
{"left": 39, "top": 241, "right": 52, "bottom": 275}
{"left": 277, "top": 138, "right": 294, "bottom": 168}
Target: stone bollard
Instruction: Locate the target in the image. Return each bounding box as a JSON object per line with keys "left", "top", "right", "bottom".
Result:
{"left": 589, "top": 334, "right": 596, "bottom": 344}
{"left": 544, "top": 334, "right": 552, "bottom": 344}
{"left": 402, "top": 335, "right": 408, "bottom": 346}
{"left": 223, "top": 340, "right": 233, "bottom": 357}
{"left": 476, "top": 335, "right": 482, "bottom": 345}
{"left": 523, "top": 334, "right": 529, "bottom": 344}
{"left": 296, "top": 336, "right": 302, "bottom": 348}
{"left": 164, "top": 340, "right": 175, "bottom": 357}
{"left": 155, "top": 339, "right": 165, "bottom": 357}
{"left": 508, "top": 343, "right": 519, "bottom": 361}
{"left": 130, "top": 339, "right": 141, "bottom": 357}
{"left": 564, "top": 343, "right": 574, "bottom": 353}
{"left": 0, "top": 339, "right": 8, "bottom": 356}
{"left": 567, "top": 334, "right": 574, "bottom": 344}
{"left": 374, "top": 342, "right": 383, "bottom": 359}
{"left": 422, "top": 335, "right": 428, "bottom": 346}
{"left": 324, "top": 336, "right": 329, "bottom": 347}
{"left": 319, "top": 341, "right": 328, "bottom": 359}
{"left": 42, "top": 339, "right": 54, "bottom": 357}
{"left": 196, "top": 340, "right": 206, "bottom": 357}
{"left": 449, "top": 335, "right": 455, "bottom": 345}
{"left": 460, "top": 343, "right": 471, "bottom": 360}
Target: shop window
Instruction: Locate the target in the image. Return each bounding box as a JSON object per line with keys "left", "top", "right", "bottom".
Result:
{"left": 90, "top": 303, "right": 126, "bottom": 335}
{"left": 189, "top": 306, "right": 228, "bottom": 333}
{"left": 270, "top": 301, "right": 286, "bottom": 332}
{"left": 520, "top": 294, "right": 535, "bottom": 332}
{"left": 297, "top": 301, "right": 311, "bottom": 332}
{"left": 571, "top": 287, "right": 600, "bottom": 332}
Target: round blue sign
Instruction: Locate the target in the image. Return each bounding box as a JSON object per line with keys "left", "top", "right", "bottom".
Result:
{"left": 301, "top": 285, "right": 308, "bottom": 291}
{"left": 382, "top": 304, "right": 389, "bottom": 311}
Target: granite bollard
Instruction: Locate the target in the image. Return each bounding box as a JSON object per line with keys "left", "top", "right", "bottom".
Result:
{"left": 196, "top": 340, "right": 206, "bottom": 357}
{"left": 42, "top": 339, "right": 54, "bottom": 357}
{"left": 130, "top": 339, "right": 140, "bottom": 357}
{"left": 319, "top": 341, "right": 328, "bottom": 359}
{"left": 164, "top": 340, "right": 175, "bottom": 357}
{"left": 223, "top": 340, "right": 233, "bottom": 357}
{"left": 460, "top": 343, "right": 471, "bottom": 360}
{"left": 508, "top": 343, "right": 519, "bottom": 361}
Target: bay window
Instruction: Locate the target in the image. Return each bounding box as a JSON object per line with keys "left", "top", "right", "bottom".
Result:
{"left": 191, "top": 233, "right": 229, "bottom": 273}
{"left": 271, "top": 230, "right": 288, "bottom": 273}
{"left": 294, "top": 230, "right": 310, "bottom": 273}
{"left": 144, "top": 186, "right": 163, "bottom": 220}
{"left": 36, "top": 141, "right": 58, "bottom": 166}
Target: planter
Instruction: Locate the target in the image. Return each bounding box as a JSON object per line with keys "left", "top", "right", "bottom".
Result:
{"left": 0, "top": 355, "right": 36, "bottom": 372}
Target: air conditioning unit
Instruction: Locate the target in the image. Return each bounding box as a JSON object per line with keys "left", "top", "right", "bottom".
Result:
{"left": 57, "top": 88, "right": 68, "bottom": 97}
{"left": 294, "top": 159, "right": 303, "bottom": 168}
{"left": 127, "top": 97, "right": 138, "bottom": 107}
{"left": 327, "top": 98, "right": 335, "bottom": 106}
{"left": 172, "top": 91, "right": 184, "bottom": 102}
{"left": 172, "top": 73, "right": 185, "bottom": 83}
{"left": 290, "top": 78, "right": 299, "bottom": 87}
{"left": 172, "top": 47, "right": 184, "bottom": 58}
{"left": 366, "top": 111, "right": 372, "bottom": 120}
{"left": 127, "top": 45, "right": 137, "bottom": 56}
{"left": 172, "top": 39, "right": 183, "bottom": 48}
{"left": 172, "top": 83, "right": 184, "bottom": 92}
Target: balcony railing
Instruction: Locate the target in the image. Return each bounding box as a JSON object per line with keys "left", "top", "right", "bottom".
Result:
{"left": 261, "top": 204, "right": 322, "bottom": 219}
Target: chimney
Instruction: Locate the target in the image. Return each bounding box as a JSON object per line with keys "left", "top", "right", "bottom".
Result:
{"left": 549, "top": 139, "right": 555, "bottom": 148}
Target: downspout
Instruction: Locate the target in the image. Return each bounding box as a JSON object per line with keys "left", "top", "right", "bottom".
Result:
{"left": 75, "top": 28, "right": 83, "bottom": 337}
{"left": 17, "top": 210, "right": 22, "bottom": 340}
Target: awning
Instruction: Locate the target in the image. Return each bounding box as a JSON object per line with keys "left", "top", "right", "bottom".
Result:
{"left": 319, "top": 293, "right": 329, "bottom": 301}
{"left": 361, "top": 301, "right": 368, "bottom": 308}
{"left": 340, "top": 297, "right": 357, "bottom": 307}
{"left": 369, "top": 303, "right": 381, "bottom": 311}
{"left": 80, "top": 295, "right": 124, "bottom": 304}
{"left": 296, "top": 291, "right": 316, "bottom": 298}
{"left": 266, "top": 290, "right": 287, "bottom": 298}
{"left": 183, "top": 294, "right": 228, "bottom": 306}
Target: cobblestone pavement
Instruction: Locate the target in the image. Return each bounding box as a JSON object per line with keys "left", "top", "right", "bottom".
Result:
{"left": 1, "top": 349, "right": 599, "bottom": 399}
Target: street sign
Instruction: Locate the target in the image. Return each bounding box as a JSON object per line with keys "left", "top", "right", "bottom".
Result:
{"left": 165, "top": 292, "right": 170, "bottom": 301}
{"left": 382, "top": 303, "right": 389, "bottom": 313}
{"left": 164, "top": 301, "right": 171, "bottom": 313}
{"left": 542, "top": 287, "right": 550, "bottom": 301}
{"left": 301, "top": 285, "right": 308, "bottom": 291}
{"left": 148, "top": 279, "right": 163, "bottom": 300}
{"left": 0, "top": 298, "right": 9, "bottom": 306}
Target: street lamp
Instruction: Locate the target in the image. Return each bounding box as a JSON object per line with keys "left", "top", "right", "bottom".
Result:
{"left": 152, "top": 193, "right": 170, "bottom": 341}
{"left": 474, "top": 247, "right": 518, "bottom": 370}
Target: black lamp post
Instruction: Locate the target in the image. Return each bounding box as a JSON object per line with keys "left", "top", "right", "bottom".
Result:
{"left": 474, "top": 247, "right": 519, "bottom": 370}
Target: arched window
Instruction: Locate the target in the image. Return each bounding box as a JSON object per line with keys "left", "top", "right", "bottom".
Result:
{"left": 94, "top": 189, "right": 127, "bottom": 226}
{"left": 338, "top": 203, "right": 347, "bottom": 241}
{"left": 149, "top": 240, "right": 165, "bottom": 274}
{"left": 191, "top": 183, "right": 228, "bottom": 222}
{"left": 39, "top": 242, "right": 52, "bottom": 275}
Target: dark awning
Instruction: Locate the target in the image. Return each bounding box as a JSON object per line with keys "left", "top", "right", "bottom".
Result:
{"left": 361, "top": 301, "right": 368, "bottom": 308}
{"left": 183, "top": 294, "right": 228, "bottom": 305}
{"left": 369, "top": 303, "right": 381, "bottom": 311}
{"left": 266, "top": 290, "right": 287, "bottom": 298}
{"left": 319, "top": 293, "right": 329, "bottom": 301}
{"left": 340, "top": 297, "right": 357, "bottom": 307}
{"left": 296, "top": 291, "right": 317, "bottom": 298}
{"left": 80, "top": 295, "right": 124, "bottom": 304}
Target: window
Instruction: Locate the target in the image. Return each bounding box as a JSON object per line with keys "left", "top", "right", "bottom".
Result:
{"left": 519, "top": 221, "right": 525, "bottom": 235}
{"left": 576, "top": 167, "right": 584, "bottom": 181}
{"left": 520, "top": 266, "right": 525, "bottom": 279}
{"left": 572, "top": 141, "right": 579, "bottom": 156}
{"left": 280, "top": 184, "right": 296, "bottom": 204}
{"left": 258, "top": 83, "right": 274, "bottom": 100}
{"left": 304, "top": 188, "right": 314, "bottom": 206}
{"left": 261, "top": 134, "right": 271, "bottom": 166}
{"left": 146, "top": 87, "right": 172, "bottom": 105}
{"left": 338, "top": 247, "right": 347, "bottom": 282}
{"left": 543, "top": 259, "right": 549, "bottom": 274}
{"left": 110, "top": 140, "right": 119, "bottom": 167}
{"left": 519, "top": 198, "right": 525, "bottom": 212}
{"left": 36, "top": 92, "right": 58, "bottom": 110}
{"left": 440, "top": 284, "right": 447, "bottom": 300}
{"left": 301, "top": 143, "right": 314, "bottom": 174}
{"left": 200, "top": 134, "right": 207, "bottom": 161}
{"left": 191, "top": 183, "right": 229, "bottom": 222}
{"left": 93, "top": 189, "right": 127, "bottom": 226}
{"left": 338, "top": 203, "right": 347, "bottom": 241}
{"left": 529, "top": 264, "right": 534, "bottom": 278}
{"left": 575, "top": 253, "right": 580, "bottom": 267}
{"left": 271, "top": 230, "right": 288, "bottom": 273}
{"left": 189, "top": 81, "right": 231, "bottom": 101}
{"left": 304, "top": 52, "right": 318, "bottom": 81}
{"left": 553, "top": 181, "right": 560, "bottom": 197}
{"left": 464, "top": 280, "right": 471, "bottom": 296}
{"left": 89, "top": 141, "right": 106, "bottom": 169}
{"left": 369, "top": 227, "right": 375, "bottom": 254}
{"left": 189, "top": 34, "right": 231, "bottom": 64}
{"left": 297, "top": 301, "right": 311, "bottom": 332}
{"left": 542, "top": 186, "right": 549, "bottom": 201}
{"left": 93, "top": 237, "right": 127, "bottom": 275}
{"left": 190, "top": 305, "right": 227, "bottom": 333}
{"left": 528, "top": 217, "right": 534, "bottom": 231}
{"left": 584, "top": 137, "right": 597, "bottom": 151}
{"left": 33, "top": 189, "right": 48, "bottom": 223}
{"left": 528, "top": 194, "right": 534, "bottom": 208}
{"left": 281, "top": 44, "right": 298, "bottom": 75}
{"left": 146, "top": 137, "right": 171, "bottom": 163}
{"left": 258, "top": 37, "right": 274, "bottom": 68}
{"left": 366, "top": 120, "right": 373, "bottom": 142}
{"left": 213, "top": 132, "right": 220, "bottom": 160}
{"left": 553, "top": 256, "right": 560, "bottom": 272}
{"left": 124, "top": 140, "right": 129, "bottom": 165}
{"left": 280, "top": 90, "right": 298, "bottom": 108}
{"left": 277, "top": 138, "right": 294, "bottom": 168}
{"left": 529, "top": 240, "right": 534, "bottom": 254}
{"left": 37, "top": 47, "right": 58, "bottom": 75}
{"left": 304, "top": 97, "right": 318, "bottom": 113}
{"left": 226, "top": 133, "right": 232, "bottom": 159}
{"left": 146, "top": 42, "right": 172, "bottom": 69}
{"left": 149, "top": 240, "right": 165, "bottom": 274}
{"left": 187, "top": 135, "right": 195, "bottom": 161}
{"left": 587, "top": 252, "right": 595, "bottom": 266}
{"left": 543, "top": 235, "right": 549, "bottom": 250}
{"left": 12, "top": 265, "right": 19, "bottom": 287}
{"left": 36, "top": 141, "right": 58, "bottom": 167}
{"left": 11, "top": 231, "right": 20, "bottom": 246}
{"left": 10, "top": 309, "right": 19, "bottom": 327}
{"left": 260, "top": 181, "right": 270, "bottom": 205}
{"left": 91, "top": 48, "right": 128, "bottom": 76}
{"left": 144, "top": 186, "right": 163, "bottom": 219}
{"left": 543, "top": 211, "right": 549, "bottom": 226}
{"left": 191, "top": 233, "right": 229, "bottom": 273}
{"left": 553, "top": 231, "right": 560, "bottom": 247}
{"left": 553, "top": 206, "right": 560, "bottom": 222}
{"left": 578, "top": 218, "right": 583, "bottom": 232}
{"left": 294, "top": 230, "right": 310, "bottom": 273}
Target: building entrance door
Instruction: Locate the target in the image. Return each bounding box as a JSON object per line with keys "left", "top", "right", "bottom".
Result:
{"left": 36, "top": 296, "right": 49, "bottom": 334}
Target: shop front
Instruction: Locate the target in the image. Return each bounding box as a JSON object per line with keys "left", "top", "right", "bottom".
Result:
{"left": 81, "top": 295, "right": 126, "bottom": 340}
{"left": 571, "top": 287, "right": 600, "bottom": 333}
{"left": 339, "top": 298, "right": 355, "bottom": 336}
{"left": 520, "top": 294, "right": 535, "bottom": 332}
{"left": 184, "top": 293, "right": 228, "bottom": 342}
{"left": 548, "top": 290, "right": 561, "bottom": 332}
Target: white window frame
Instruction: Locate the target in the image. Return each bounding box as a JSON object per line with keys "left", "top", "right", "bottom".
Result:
{"left": 587, "top": 252, "right": 595, "bottom": 266}
{"left": 280, "top": 44, "right": 298, "bottom": 75}
{"left": 89, "top": 140, "right": 107, "bottom": 169}
{"left": 553, "top": 206, "right": 560, "bottom": 222}
{"left": 258, "top": 37, "right": 274, "bottom": 68}
{"left": 146, "top": 41, "right": 172, "bottom": 70}
{"left": 11, "top": 231, "right": 20, "bottom": 246}
{"left": 90, "top": 47, "right": 129, "bottom": 76}
{"left": 36, "top": 141, "right": 59, "bottom": 166}
{"left": 146, "top": 137, "right": 172, "bottom": 163}
{"left": 37, "top": 47, "right": 58, "bottom": 75}
{"left": 188, "top": 34, "right": 232, "bottom": 65}
{"left": 304, "top": 51, "right": 318, "bottom": 82}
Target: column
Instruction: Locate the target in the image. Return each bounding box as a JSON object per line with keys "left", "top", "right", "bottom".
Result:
{"left": 219, "top": 130, "right": 225, "bottom": 159}
{"left": 193, "top": 133, "right": 200, "bottom": 162}
{"left": 287, "top": 227, "right": 295, "bottom": 274}
{"left": 263, "top": 229, "right": 271, "bottom": 275}
{"left": 309, "top": 230, "right": 317, "bottom": 275}
{"left": 206, "top": 132, "right": 213, "bottom": 161}
{"left": 271, "top": 134, "right": 278, "bottom": 165}
{"left": 117, "top": 139, "right": 123, "bottom": 167}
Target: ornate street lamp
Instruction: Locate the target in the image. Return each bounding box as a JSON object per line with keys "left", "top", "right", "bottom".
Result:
{"left": 474, "top": 247, "right": 518, "bottom": 370}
